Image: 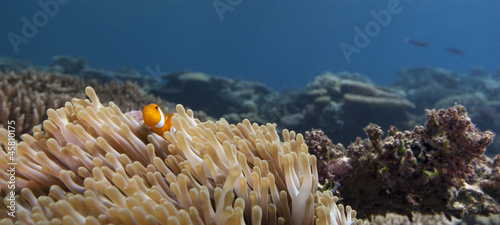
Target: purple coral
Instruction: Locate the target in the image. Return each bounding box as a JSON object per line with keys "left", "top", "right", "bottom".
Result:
{"left": 305, "top": 129, "right": 353, "bottom": 190}
{"left": 305, "top": 129, "right": 336, "bottom": 188}
{"left": 306, "top": 104, "right": 498, "bottom": 220}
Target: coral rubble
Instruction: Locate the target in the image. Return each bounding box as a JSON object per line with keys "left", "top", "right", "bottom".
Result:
{"left": 0, "top": 87, "right": 366, "bottom": 225}
{"left": 306, "top": 105, "right": 499, "bottom": 220}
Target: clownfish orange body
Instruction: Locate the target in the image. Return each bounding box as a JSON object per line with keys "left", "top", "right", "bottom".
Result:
{"left": 142, "top": 104, "right": 174, "bottom": 136}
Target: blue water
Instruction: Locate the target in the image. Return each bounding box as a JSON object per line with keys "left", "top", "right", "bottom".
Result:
{"left": 1, "top": 0, "right": 499, "bottom": 90}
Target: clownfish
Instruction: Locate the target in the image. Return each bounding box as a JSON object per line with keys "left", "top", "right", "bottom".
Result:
{"left": 142, "top": 104, "right": 174, "bottom": 136}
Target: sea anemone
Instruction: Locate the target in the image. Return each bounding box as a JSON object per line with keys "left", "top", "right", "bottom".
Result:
{"left": 0, "top": 87, "right": 366, "bottom": 225}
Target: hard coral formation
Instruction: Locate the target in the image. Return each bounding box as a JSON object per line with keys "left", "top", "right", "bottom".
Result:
{"left": 292, "top": 72, "right": 414, "bottom": 146}
{"left": 305, "top": 129, "right": 350, "bottom": 190}
{"left": 0, "top": 58, "right": 32, "bottom": 73}
{"left": 152, "top": 71, "right": 276, "bottom": 120}
{"left": 0, "top": 71, "right": 86, "bottom": 136}
{"left": 392, "top": 67, "right": 500, "bottom": 156}
{"left": 49, "top": 55, "right": 87, "bottom": 75}
{"left": 392, "top": 68, "right": 462, "bottom": 113}
{"left": 0, "top": 70, "right": 170, "bottom": 136}
{"left": 27, "top": 55, "right": 157, "bottom": 86}
{"left": 0, "top": 87, "right": 366, "bottom": 225}
{"left": 306, "top": 105, "right": 498, "bottom": 220}
{"left": 340, "top": 79, "right": 413, "bottom": 108}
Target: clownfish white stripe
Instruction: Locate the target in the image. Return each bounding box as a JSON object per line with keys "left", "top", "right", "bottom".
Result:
{"left": 155, "top": 108, "right": 165, "bottom": 128}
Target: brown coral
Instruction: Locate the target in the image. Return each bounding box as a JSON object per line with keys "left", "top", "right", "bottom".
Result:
{"left": 0, "top": 70, "right": 84, "bottom": 136}
{"left": 0, "top": 87, "right": 366, "bottom": 225}
{"left": 305, "top": 129, "right": 351, "bottom": 190}
{"left": 0, "top": 70, "right": 170, "bottom": 136}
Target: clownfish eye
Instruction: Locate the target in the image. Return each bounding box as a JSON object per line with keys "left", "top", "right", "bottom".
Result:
{"left": 155, "top": 106, "right": 158, "bottom": 109}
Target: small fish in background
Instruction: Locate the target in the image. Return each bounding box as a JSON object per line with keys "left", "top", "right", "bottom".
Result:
{"left": 404, "top": 37, "right": 430, "bottom": 47}
{"left": 445, "top": 47, "right": 465, "bottom": 55}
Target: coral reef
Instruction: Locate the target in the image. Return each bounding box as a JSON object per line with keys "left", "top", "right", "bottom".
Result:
{"left": 306, "top": 105, "right": 499, "bottom": 220}
{"left": 282, "top": 72, "right": 414, "bottom": 146}
{"left": 4, "top": 57, "right": 500, "bottom": 158}
{"left": 0, "top": 70, "right": 171, "bottom": 137}
{"left": 151, "top": 71, "right": 277, "bottom": 121}
{"left": 392, "top": 68, "right": 462, "bottom": 114}
{"left": 0, "top": 58, "right": 32, "bottom": 73}
{"left": 0, "top": 87, "right": 366, "bottom": 225}
{"left": 0, "top": 71, "right": 86, "bottom": 136}
{"left": 48, "top": 55, "right": 159, "bottom": 87}
{"left": 49, "top": 55, "right": 87, "bottom": 75}
{"left": 305, "top": 129, "right": 345, "bottom": 190}
{"left": 3, "top": 56, "right": 500, "bottom": 224}
{"left": 392, "top": 67, "right": 500, "bottom": 156}
{"left": 151, "top": 71, "right": 415, "bottom": 150}
{"left": 79, "top": 67, "right": 116, "bottom": 83}
{"left": 0, "top": 56, "right": 420, "bottom": 153}
{"left": 2, "top": 56, "right": 158, "bottom": 86}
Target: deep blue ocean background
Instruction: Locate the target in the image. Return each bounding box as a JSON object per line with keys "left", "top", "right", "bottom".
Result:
{"left": 1, "top": 0, "right": 499, "bottom": 90}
